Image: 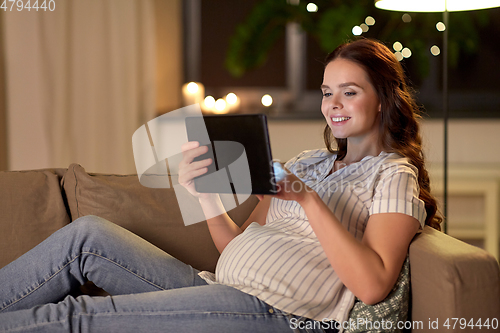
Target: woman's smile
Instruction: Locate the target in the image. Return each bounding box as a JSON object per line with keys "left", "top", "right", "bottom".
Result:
{"left": 330, "top": 116, "right": 351, "bottom": 125}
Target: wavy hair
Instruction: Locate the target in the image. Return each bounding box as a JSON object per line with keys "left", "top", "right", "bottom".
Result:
{"left": 323, "top": 38, "right": 442, "bottom": 230}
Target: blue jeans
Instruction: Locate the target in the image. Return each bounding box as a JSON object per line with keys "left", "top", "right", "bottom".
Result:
{"left": 0, "top": 215, "right": 334, "bottom": 332}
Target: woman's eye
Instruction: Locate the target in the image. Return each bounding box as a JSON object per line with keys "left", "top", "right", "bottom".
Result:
{"left": 322, "top": 92, "right": 332, "bottom": 97}
{"left": 345, "top": 91, "right": 356, "bottom": 96}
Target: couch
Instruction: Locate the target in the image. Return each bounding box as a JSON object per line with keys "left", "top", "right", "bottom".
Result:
{"left": 0, "top": 164, "right": 499, "bottom": 332}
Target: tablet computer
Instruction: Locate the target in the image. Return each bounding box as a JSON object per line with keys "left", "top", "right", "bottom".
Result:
{"left": 185, "top": 114, "right": 278, "bottom": 195}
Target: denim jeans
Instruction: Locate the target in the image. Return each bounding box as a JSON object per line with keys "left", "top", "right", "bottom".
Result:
{"left": 0, "top": 215, "right": 336, "bottom": 333}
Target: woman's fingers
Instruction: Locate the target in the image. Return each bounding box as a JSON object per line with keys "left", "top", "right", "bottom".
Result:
{"left": 180, "top": 142, "right": 209, "bottom": 165}
{"left": 179, "top": 158, "right": 212, "bottom": 183}
{"left": 190, "top": 157, "right": 213, "bottom": 169}
{"left": 179, "top": 167, "right": 206, "bottom": 188}
{"left": 179, "top": 143, "right": 212, "bottom": 174}
{"left": 181, "top": 141, "right": 200, "bottom": 152}
{"left": 178, "top": 142, "right": 214, "bottom": 197}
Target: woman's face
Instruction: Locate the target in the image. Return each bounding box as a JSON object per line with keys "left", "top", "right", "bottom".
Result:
{"left": 321, "top": 58, "right": 381, "bottom": 145}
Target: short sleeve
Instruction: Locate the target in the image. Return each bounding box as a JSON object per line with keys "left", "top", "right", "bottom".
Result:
{"left": 369, "top": 168, "right": 427, "bottom": 229}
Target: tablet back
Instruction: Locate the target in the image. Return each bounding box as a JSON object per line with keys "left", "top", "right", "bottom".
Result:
{"left": 186, "top": 114, "right": 277, "bottom": 195}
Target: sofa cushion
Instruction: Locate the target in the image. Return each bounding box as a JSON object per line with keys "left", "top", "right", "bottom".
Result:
{"left": 0, "top": 169, "right": 70, "bottom": 269}
{"left": 62, "top": 163, "right": 259, "bottom": 273}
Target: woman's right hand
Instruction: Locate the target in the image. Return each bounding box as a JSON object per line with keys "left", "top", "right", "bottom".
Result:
{"left": 178, "top": 141, "right": 213, "bottom": 198}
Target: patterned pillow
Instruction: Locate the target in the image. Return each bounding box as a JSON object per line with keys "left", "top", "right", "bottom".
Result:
{"left": 346, "top": 256, "right": 410, "bottom": 333}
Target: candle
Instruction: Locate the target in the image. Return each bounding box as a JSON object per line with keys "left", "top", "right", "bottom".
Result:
{"left": 261, "top": 94, "right": 273, "bottom": 107}
{"left": 182, "top": 82, "right": 205, "bottom": 106}
{"left": 214, "top": 98, "right": 227, "bottom": 114}
{"left": 202, "top": 95, "right": 216, "bottom": 113}
{"left": 225, "top": 92, "right": 240, "bottom": 112}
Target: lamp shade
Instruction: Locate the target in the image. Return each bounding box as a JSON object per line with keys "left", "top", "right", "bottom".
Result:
{"left": 375, "top": 0, "right": 500, "bottom": 12}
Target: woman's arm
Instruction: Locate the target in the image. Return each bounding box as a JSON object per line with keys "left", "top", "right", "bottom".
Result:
{"left": 198, "top": 194, "right": 270, "bottom": 253}
{"left": 179, "top": 141, "right": 270, "bottom": 253}
{"left": 301, "top": 193, "right": 419, "bottom": 304}
{"left": 275, "top": 173, "right": 419, "bottom": 305}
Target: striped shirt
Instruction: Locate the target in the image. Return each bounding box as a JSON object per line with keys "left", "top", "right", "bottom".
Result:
{"left": 200, "top": 148, "right": 426, "bottom": 323}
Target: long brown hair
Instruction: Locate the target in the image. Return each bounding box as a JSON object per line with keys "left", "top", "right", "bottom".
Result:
{"left": 323, "top": 38, "right": 442, "bottom": 230}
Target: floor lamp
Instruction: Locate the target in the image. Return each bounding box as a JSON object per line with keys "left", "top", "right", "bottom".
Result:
{"left": 375, "top": 0, "right": 500, "bottom": 234}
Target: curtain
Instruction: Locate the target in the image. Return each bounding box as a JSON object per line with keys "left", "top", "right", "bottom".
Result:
{"left": 2, "top": 0, "right": 156, "bottom": 174}
{"left": 0, "top": 11, "right": 7, "bottom": 170}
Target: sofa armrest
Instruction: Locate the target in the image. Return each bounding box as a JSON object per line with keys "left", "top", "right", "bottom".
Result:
{"left": 409, "top": 226, "right": 500, "bottom": 332}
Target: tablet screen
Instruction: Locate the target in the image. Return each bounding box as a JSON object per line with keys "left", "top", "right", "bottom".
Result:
{"left": 185, "top": 114, "right": 277, "bottom": 195}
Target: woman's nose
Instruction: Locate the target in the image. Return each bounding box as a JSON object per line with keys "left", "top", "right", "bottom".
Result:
{"left": 329, "top": 94, "right": 342, "bottom": 109}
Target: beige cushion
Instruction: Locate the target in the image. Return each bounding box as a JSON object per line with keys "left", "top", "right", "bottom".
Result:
{"left": 62, "top": 163, "right": 258, "bottom": 273}
{"left": 409, "top": 226, "right": 500, "bottom": 326}
{"left": 0, "top": 169, "right": 70, "bottom": 269}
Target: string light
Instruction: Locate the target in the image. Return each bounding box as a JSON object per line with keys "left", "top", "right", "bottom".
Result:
{"left": 393, "top": 41, "right": 403, "bottom": 52}
{"left": 352, "top": 25, "right": 363, "bottom": 35}
{"left": 436, "top": 22, "right": 446, "bottom": 31}
{"left": 365, "top": 16, "right": 376, "bottom": 25}
{"left": 430, "top": 45, "right": 441, "bottom": 56}
{"left": 306, "top": 3, "right": 318, "bottom": 12}
{"left": 402, "top": 47, "right": 412, "bottom": 58}
{"left": 402, "top": 13, "right": 412, "bottom": 22}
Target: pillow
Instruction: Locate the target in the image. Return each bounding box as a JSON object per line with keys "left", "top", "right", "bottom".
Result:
{"left": 346, "top": 256, "right": 411, "bottom": 333}
{"left": 0, "top": 169, "right": 70, "bottom": 269}
{"left": 62, "top": 163, "right": 258, "bottom": 273}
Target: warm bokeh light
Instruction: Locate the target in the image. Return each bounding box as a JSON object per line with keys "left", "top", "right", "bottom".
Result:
{"left": 360, "top": 23, "right": 369, "bottom": 32}
{"left": 394, "top": 51, "right": 404, "bottom": 61}
{"left": 214, "top": 98, "right": 227, "bottom": 113}
{"left": 226, "top": 92, "right": 238, "bottom": 105}
{"left": 204, "top": 96, "right": 215, "bottom": 108}
{"left": 186, "top": 82, "right": 199, "bottom": 94}
{"left": 261, "top": 94, "right": 273, "bottom": 107}
{"left": 182, "top": 82, "right": 205, "bottom": 106}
